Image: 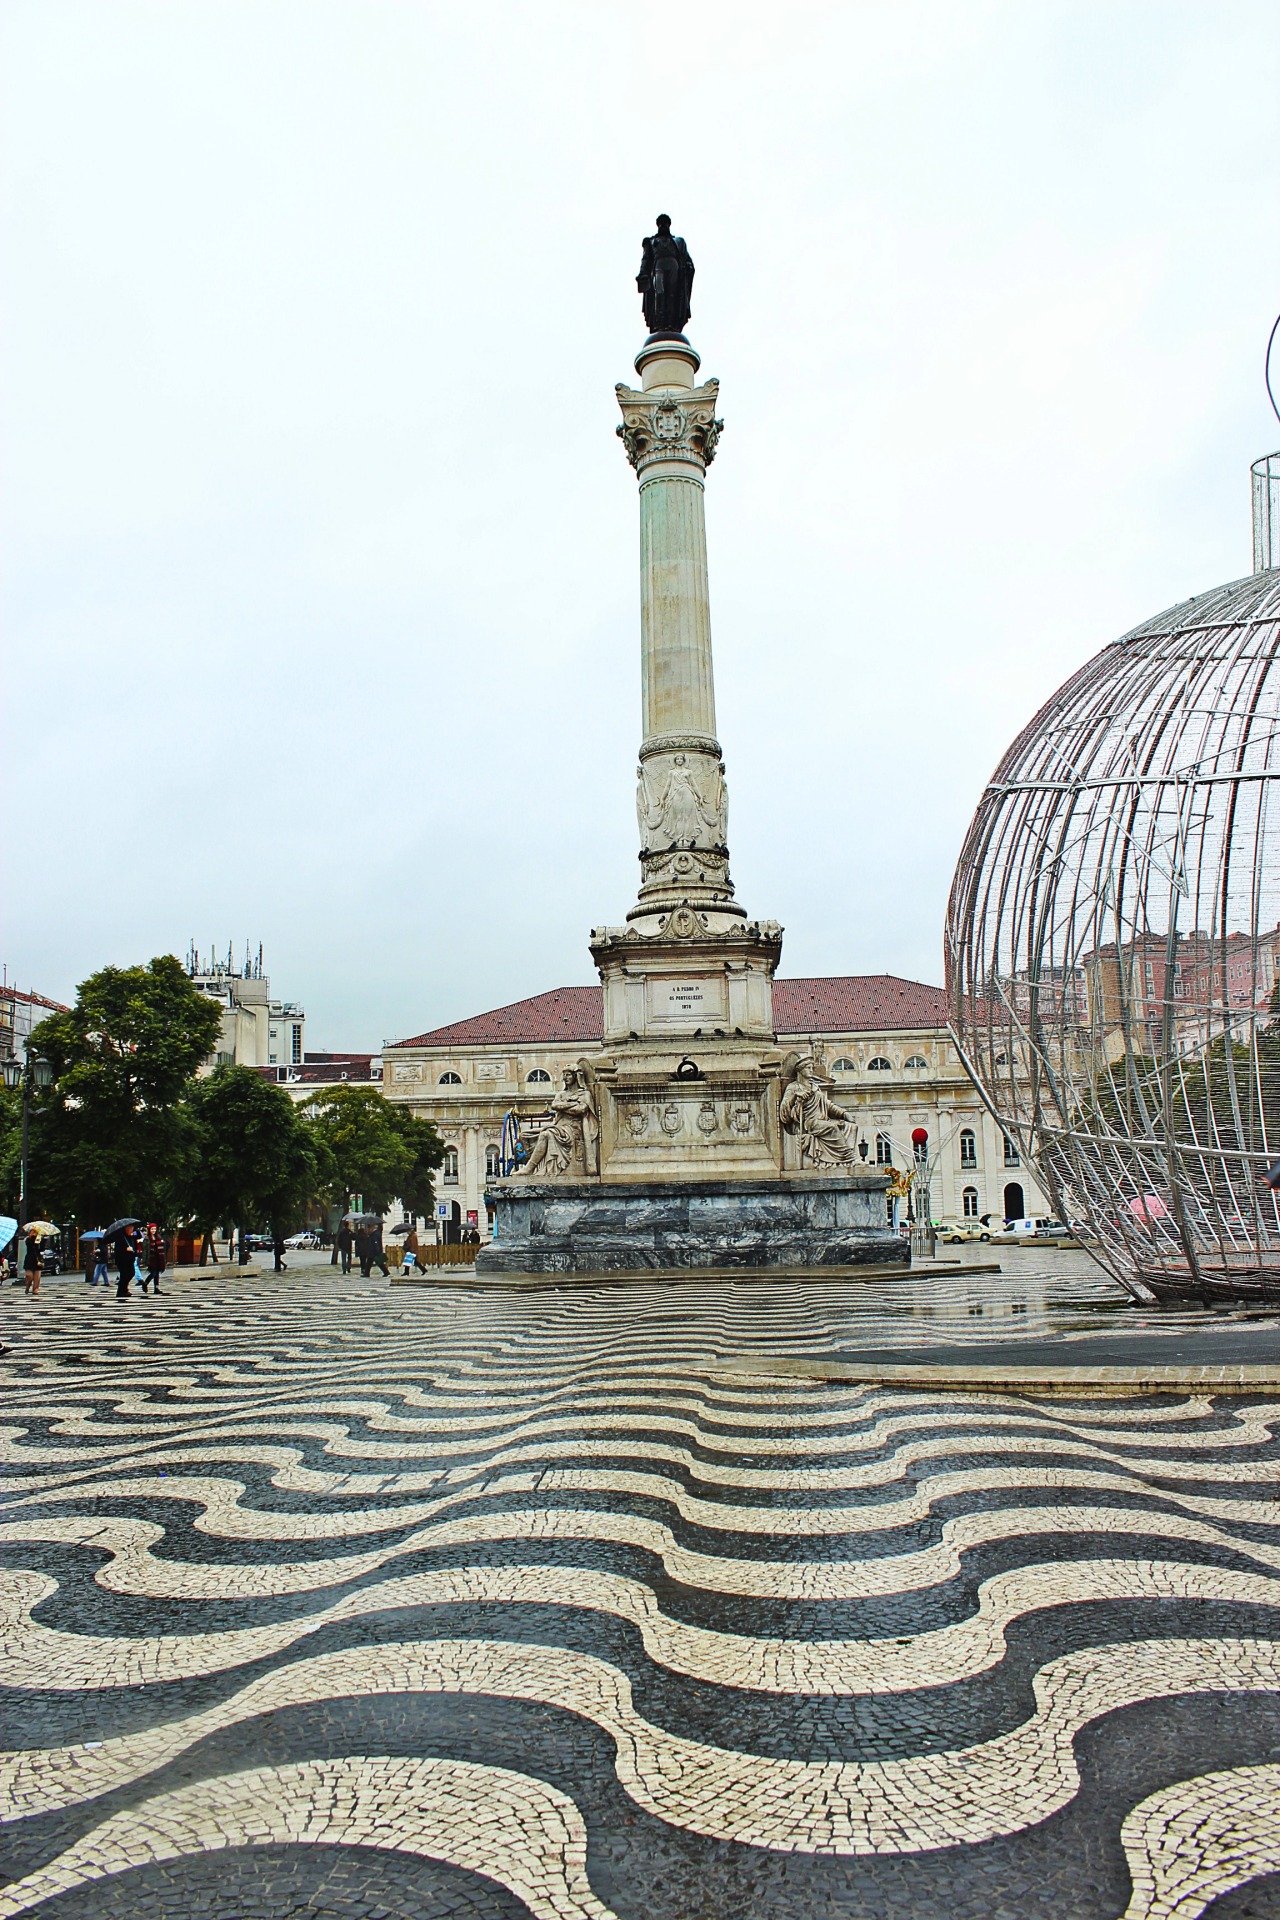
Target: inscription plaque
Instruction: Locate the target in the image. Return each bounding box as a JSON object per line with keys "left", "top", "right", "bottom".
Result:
{"left": 649, "top": 977, "right": 727, "bottom": 1022}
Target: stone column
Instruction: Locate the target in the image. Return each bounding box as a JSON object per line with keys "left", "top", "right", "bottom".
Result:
{"left": 616, "top": 340, "right": 742, "bottom": 932}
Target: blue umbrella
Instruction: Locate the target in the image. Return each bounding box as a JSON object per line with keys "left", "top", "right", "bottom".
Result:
{"left": 0, "top": 1216, "right": 16, "bottom": 1252}
{"left": 79, "top": 1230, "right": 106, "bottom": 1242}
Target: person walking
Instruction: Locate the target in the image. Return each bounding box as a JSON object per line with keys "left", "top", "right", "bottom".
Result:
{"left": 89, "top": 1241, "right": 110, "bottom": 1289}
{"left": 141, "top": 1228, "right": 166, "bottom": 1295}
{"left": 22, "top": 1228, "right": 41, "bottom": 1296}
{"left": 336, "top": 1220, "right": 353, "bottom": 1275}
{"left": 368, "top": 1221, "right": 389, "bottom": 1278}
{"left": 355, "top": 1225, "right": 371, "bottom": 1278}
{"left": 115, "top": 1232, "right": 137, "bottom": 1299}
{"left": 272, "top": 1232, "right": 287, "bottom": 1273}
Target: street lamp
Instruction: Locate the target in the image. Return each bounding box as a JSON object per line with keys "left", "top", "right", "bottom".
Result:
{"left": 3, "top": 1053, "right": 52, "bottom": 1227}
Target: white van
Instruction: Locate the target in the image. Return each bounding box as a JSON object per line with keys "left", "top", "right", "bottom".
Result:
{"left": 1000, "top": 1216, "right": 1068, "bottom": 1240}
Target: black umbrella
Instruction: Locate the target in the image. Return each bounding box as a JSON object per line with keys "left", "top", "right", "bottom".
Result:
{"left": 390, "top": 1222, "right": 415, "bottom": 1237}
{"left": 103, "top": 1218, "right": 143, "bottom": 1238}
{"left": 341, "top": 1212, "right": 379, "bottom": 1226}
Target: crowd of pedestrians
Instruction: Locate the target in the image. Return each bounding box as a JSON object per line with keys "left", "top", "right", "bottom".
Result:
{"left": 91, "top": 1226, "right": 167, "bottom": 1299}
{"left": 7, "top": 1214, "right": 433, "bottom": 1303}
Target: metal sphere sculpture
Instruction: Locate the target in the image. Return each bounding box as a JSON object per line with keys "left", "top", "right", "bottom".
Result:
{"left": 947, "top": 560, "right": 1280, "bottom": 1304}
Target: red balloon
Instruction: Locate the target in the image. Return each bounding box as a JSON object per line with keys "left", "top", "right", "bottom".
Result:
{"left": 911, "top": 1126, "right": 929, "bottom": 1146}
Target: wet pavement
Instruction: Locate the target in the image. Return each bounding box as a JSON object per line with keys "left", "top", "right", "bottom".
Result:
{"left": 1, "top": 1254, "right": 1278, "bottom": 1919}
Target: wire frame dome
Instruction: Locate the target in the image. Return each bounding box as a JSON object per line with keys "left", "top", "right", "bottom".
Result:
{"left": 947, "top": 560, "right": 1280, "bottom": 1303}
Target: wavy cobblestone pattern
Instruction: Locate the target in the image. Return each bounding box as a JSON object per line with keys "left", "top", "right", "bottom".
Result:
{"left": 2, "top": 1268, "right": 1279, "bottom": 1919}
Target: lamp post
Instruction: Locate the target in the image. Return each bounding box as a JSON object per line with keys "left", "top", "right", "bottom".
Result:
{"left": 909, "top": 1126, "right": 935, "bottom": 1259}
{"left": 2, "top": 1052, "right": 53, "bottom": 1227}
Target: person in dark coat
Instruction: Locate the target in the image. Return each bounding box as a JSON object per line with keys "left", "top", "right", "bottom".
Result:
{"left": 141, "top": 1229, "right": 166, "bottom": 1295}
{"left": 272, "top": 1232, "right": 287, "bottom": 1273}
{"left": 115, "top": 1232, "right": 137, "bottom": 1299}
{"left": 336, "top": 1222, "right": 353, "bottom": 1274}
{"left": 22, "top": 1228, "right": 41, "bottom": 1296}
{"left": 368, "top": 1223, "right": 389, "bottom": 1277}
{"left": 355, "top": 1226, "right": 371, "bottom": 1277}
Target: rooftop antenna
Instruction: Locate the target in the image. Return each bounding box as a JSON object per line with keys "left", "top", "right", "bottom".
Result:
{"left": 1252, "top": 304, "right": 1280, "bottom": 574}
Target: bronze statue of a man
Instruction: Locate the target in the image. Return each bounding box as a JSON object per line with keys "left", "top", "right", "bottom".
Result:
{"left": 637, "top": 214, "right": 694, "bottom": 336}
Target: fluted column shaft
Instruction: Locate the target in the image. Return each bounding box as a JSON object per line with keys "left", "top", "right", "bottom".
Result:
{"left": 639, "top": 470, "right": 715, "bottom": 740}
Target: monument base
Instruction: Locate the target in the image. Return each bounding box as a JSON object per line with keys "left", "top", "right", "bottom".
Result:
{"left": 477, "top": 1175, "right": 905, "bottom": 1276}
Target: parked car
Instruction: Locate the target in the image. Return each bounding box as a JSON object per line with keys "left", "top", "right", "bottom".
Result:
{"left": 937, "top": 1220, "right": 993, "bottom": 1244}
{"left": 284, "top": 1230, "right": 322, "bottom": 1250}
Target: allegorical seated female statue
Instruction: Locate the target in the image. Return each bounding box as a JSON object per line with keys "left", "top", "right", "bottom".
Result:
{"left": 779, "top": 1054, "right": 860, "bottom": 1167}
{"left": 519, "top": 1065, "right": 600, "bottom": 1178}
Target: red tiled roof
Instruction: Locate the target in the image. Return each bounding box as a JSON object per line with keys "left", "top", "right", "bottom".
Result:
{"left": 393, "top": 975, "right": 947, "bottom": 1050}
{"left": 774, "top": 975, "right": 948, "bottom": 1034}
{"left": 0, "top": 986, "right": 68, "bottom": 1013}
{"left": 396, "top": 987, "right": 605, "bottom": 1050}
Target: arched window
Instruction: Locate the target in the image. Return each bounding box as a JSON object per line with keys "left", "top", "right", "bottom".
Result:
{"left": 442, "top": 1147, "right": 459, "bottom": 1183}
{"left": 1003, "top": 1134, "right": 1020, "bottom": 1167}
{"left": 439, "top": 1070, "right": 461, "bottom": 1085}
{"left": 875, "top": 1133, "right": 893, "bottom": 1165}
{"left": 526, "top": 1068, "right": 552, "bottom": 1084}
{"left": 962, "top": 1186, "right": 980, "bottom": 1218}
{"left": 994, "top": 1051, "right": 1008, "bottom": 1067}
{"left": 484, "top": 1145, "right": 500, "bottom": 1179}
{"left": 867, "top": 1056, "right": 892, "bottom": 1072}
{"left": 904, "top": 1054, "right": 927, "bottom": 1070}
{"left": 831, "top": 1056, "right": 856, "bottom": 1072}
{"left": 959, "top": 1129, "right": 977, "bottom": 1168}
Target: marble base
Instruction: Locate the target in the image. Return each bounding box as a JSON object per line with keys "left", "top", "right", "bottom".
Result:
{"left": 476, "top": 1175, "right": 905, "bottom": 1276}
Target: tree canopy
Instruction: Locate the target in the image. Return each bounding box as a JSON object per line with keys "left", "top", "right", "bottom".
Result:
{"left": 28, "top": 956, "right": 222, "bottom": 1224}
{"left": 304, "top": 1085, "right": 444, "bottom": 1216}
{"left": 184, "top": 1065, "right": 328, "bottom": 1236}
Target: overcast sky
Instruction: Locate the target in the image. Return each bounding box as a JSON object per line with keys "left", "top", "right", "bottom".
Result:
{"left": 3, "top": 1, "right": 1279, "bottom": 1046}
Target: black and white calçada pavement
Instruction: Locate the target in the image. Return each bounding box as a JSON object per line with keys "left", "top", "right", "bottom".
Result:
{"left": 1, "top": 1265, "right": 1279, "bottom": 1920}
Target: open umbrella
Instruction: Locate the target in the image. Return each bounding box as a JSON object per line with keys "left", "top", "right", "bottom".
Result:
{"left": 341, "top": 1212, "right": 379, "bottom": 1226}
{"left": 103, "top": 1218, "right": 143, "bottom": 1239}
{"left": 0, "top": 1217, "right": 17, "bottom": 1252}
{"left": 23, "top": 1220, "right": 60, "bottom": 1237}
{"left": 79, "top": 1229, "right": 106, "bottom": 1242}
{"left": 390, "top": 1222, "right": 415, "bottom": 1237}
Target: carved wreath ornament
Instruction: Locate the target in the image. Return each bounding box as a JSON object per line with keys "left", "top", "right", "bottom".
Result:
{"left": 615, "top": 381, "right": 724, "bottom": 472}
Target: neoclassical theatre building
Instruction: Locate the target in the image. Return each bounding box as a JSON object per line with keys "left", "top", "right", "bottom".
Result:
{"left": 380, "top": 975, "right": 1048, "bottom": 1238}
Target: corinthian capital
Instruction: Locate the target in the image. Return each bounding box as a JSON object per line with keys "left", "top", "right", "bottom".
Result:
{"left": 615, "top": 380, "right": 723, "bottom": 473}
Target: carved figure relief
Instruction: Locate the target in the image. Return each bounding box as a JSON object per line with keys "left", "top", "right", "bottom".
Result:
{"left": 636, "top": 753, "right": 727, "bottom": 853}
{"left": 778, "top": 1052, "right": 861, "bottom": 1168}
{"left": 518, "top": 1062, "right": 600, "bottom": 1179}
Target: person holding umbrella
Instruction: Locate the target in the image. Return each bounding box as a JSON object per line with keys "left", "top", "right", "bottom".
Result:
{"left": 86, "top": 1234, "right": 110, "bottom": 1289}
{"left": 335, "top": 1218, "right": 353, "bottom": 1275}
{"left": 103, "top": 1219, "right": 143, "bottom": 1298}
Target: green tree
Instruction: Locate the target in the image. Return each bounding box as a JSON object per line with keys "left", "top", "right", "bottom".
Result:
{"left": 28, "top": 956, "right": 222, "bottom": 1224}
{"left": 389, "top": 1105, "right": 447, "bottom": 1218}
{"left": 0, "top": 1085, "right": 21, "bottom": 1218}
{"left": 183, "top": 1066, "right": 329, "bottom": 1256}
{"left": 304, "top": 1086, "right": 443, "bottom": 1216}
